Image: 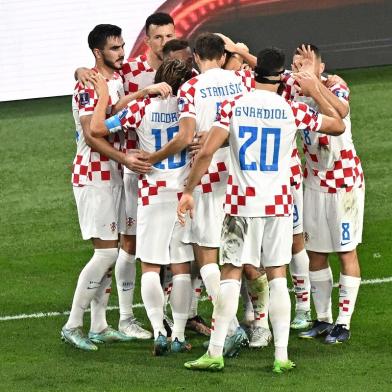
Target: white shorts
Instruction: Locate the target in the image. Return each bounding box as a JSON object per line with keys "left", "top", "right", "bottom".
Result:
{"left": 220, "top": 215, "right": 293, "bottom": 268}
{"left": 73, "top": 185, "right": 125, "bottom": 241}
{"left": 292, "top": 183, "right": 304, "bottom": 235}
{"left": 136, "top": 201, "right": 194, "bottom": 265}
{"left": 122, "top": 173, "right": 138, "bottom": 236}
{"left": 183, "top": 187, "right": 226, "bottom": 247}
{"left": 303, "top": 187, "right": 365, "bottom": 253}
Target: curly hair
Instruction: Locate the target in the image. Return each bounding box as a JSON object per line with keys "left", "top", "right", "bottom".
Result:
{"left": 154, "top": 59, "right": 193, "bottom": 95}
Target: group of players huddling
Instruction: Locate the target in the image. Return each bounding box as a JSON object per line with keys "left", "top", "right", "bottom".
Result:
{"left": 62, "top": 12, "right": 364, "bottom": 374}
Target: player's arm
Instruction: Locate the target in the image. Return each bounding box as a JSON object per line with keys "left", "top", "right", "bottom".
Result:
{"left": 177, "top": 126, "right": 228, "bottom": 225}
{"left": 74, "top": 67, "right": 96, "bottom": 87}
{"left": 147, "top": 117, "right": 195, "bottom": 165}
{"left": 294, "top": 72, "right": 345, "bottom": 135}
{"left": 112, "top": 82, "right": 173, "bottom": 113}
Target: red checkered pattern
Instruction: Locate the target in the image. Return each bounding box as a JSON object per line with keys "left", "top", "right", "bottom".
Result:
{"left": 290, "top": 148, "right": 302, "bottom": 189}
{"left": 339, "top": 299, "right": 350, "bottom": 312}
{"left": 121, "top": 55, "right": 155, "bottom": 95}
{"left": 264, "top": 185, "right": 293, "bottom": 216}
{"left": 303, "top": 144, "right": 318, "bottom": 163}
{"left": 177, "top": 77, "right": 199, "bottom": 117}
{"left": 121, "top": 97, "right": 150, "bottom": 130}
{"left": 290, "top": 101, "right": 321, "bottom": 132}
{"left": 216, "top": 97, "right": 240, "bottom": 129}
{"left": 72, "top": 155, "right": 89, "bottom": 185}
{"left": 198, "top": 161, "right": 228, "bottom": 193}
{"left": 281, "top": 72, "right": 298, "bottom": 102}
{"left": 225, "top": 175, "right": 256, "bottom": 214}
{"left": 254, "top": 312, "right": 266, "bottom": 321}
{"left": 89, "top": 149, "right": 111, "bottom": 182}
{"left": 164, "top": 282, "right": 173, "bottom": 296}
{"left": 235, "top": 69, "right": 255, "bottom": 92}
{"left": 138, "top": 178, "right": 167, "bottom": 206}
{"left": 318, "top": 149, "right": 364, "bottom": 193}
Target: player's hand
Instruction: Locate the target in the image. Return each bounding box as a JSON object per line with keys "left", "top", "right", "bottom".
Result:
{"left": 188, "top": 131, "right": 208, "bottom": 158}
{"left": 241, "top": 63, "right": 251, "bottom": 71}
{"left": 235, "top": 42, "right": 249, "bottom": 53}
{"left": 123, "top": 150, "right": 152, "bottom": 174}
{"left": 214, "top": 33, "right": 236, "bottom": 53}
{"left": 90, "top": 73, "right": 109, "bottom": 98}
{"left": 293, "top": 71, "right": 320, "bottom": 96}
{"left": 325, "top": 74, "right": 347, "bottom": 88}
{"left": 295, "top": 45, "right": 316, "bottom": 73}
{"left": 144, "top": 82, "right": 172, "bottom": 98}
{"left": 76, "top": 68, "right": 98, "bottom": 88}
{"left": 177, "top": 192, "right": 194, "bottom": 226}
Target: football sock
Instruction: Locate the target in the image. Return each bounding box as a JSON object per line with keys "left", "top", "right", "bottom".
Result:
{"left": 269, "top": 278, "right": 290, "bottom": 362}
{"left": 200, "top": 263, "right": 220, "bottom": 304}
{"left": 247, "top": 273, "right": 269, "bottom": 329}
{"left": 170, "top": 274, "right": 192, "bottom": 341}
{"left": 89, "top": 268, "right": 112, "bottom": 333}
{"left": 115, "top": 249, "right": 136, "bottom": 321}
{"left": 290, "top": 249, "right": 311, "bottom": 312}
{"left": 309, "top": 267, "right": 333, "bottom": 323}
{"left": 240, "top": 280, "right": 254, "bottom": 324}
{"left": 189, "top": 274, "right": 203, "bottom": 318}
{"left": 66, "top": 248, "right": 118, "bottom": 329}
{"left": 336, "top": 274, "right": 361, "bottom": 329}
{"left": 208, "top": 279, "right": 241, "bottom": 357}
{"left": 141, "top": 271, "right": 166, "bottom": 339}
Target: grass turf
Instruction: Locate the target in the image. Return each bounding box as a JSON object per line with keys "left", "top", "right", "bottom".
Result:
{"left": 0, "top": 65, "right": 391, "bottom": 391}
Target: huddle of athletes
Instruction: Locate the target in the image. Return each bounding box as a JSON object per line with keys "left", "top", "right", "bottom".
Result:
{"left": 62, "top": 12, "right": 364, "bottom": 374}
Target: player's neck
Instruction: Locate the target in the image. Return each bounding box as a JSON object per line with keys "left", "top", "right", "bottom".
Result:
{"left": 199, "top": 60, "right": 221, "bottom": 73}
{"left": 147, "top": 51, "right": 163, "bottom": 70}
{"left": 255, "top": 82, "right": 278, "bottom": 93}
{"left": 95, "top": 63, "right": 116, "bottom": 80}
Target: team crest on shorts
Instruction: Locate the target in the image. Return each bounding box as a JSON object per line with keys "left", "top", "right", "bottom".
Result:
{"left": 110, "top": 222, "right": 117, "bottom": 232}
{"left": 127, "top": 217, "right": 135, "bottom": 227}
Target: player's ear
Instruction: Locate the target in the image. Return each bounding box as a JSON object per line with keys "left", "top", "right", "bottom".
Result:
{"left": 144, "top": 34, "right": 150, "bottom": 46}
{"left": 93, "top": 48, "right": 101, "bottom": 59}
{"left": 319, "top": 62, "right": 325, "bottom": 74}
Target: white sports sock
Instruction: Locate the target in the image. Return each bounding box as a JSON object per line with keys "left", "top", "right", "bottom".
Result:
{"left": 310, "top": 267, "right": 333, "bottom": 323}
{"left": 269, "top": 278, "right": 291, "bottom": 362}
{"left": 208, "top": 279, "right": 241, "bottom": 357}
{"left": 115, "top": 249, "right": 136, "bottom": 321}
{"left": 162, "top": 265, "right": 173, "bottom": 312}
{"left": 240, "top": 280, "right": 254, "bottom": 323}
{"left": 200, "top": 263, "right": 220, "bottom": 303}
{"left": 170, "top": 274, "right": 192, "bottom": 341}
{"left": 247, "top": 274, "right": 269, "bottom": 329}
{"left": 336, "top": 274, "right": 361, "bottom": 329}
{"left": 66, "top": 248, "right": 118, "bottom": 329}
{"left": 141, "top": 271, "right": 166, "bottom": 339}
{"left": 90, "top": 268, "right": 112, "bottom": 333}
{"left": 290, "top": 249, "right": 311, "bottom": 312}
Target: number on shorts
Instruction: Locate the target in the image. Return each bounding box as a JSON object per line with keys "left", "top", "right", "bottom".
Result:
{"left": 341, "top": 222, "right": 351, "bottom": 241}
{"left": 293, "top": 204, "right": 299, "bottom": 224}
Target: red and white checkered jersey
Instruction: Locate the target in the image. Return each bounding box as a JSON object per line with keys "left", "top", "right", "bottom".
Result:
{"left": 107, "top": 96, "right": 190, "bottom": 205}
{"left": 215, "top": 89, "right": 322, "bottom": 217}
{"left": 71, "top": 72, "right": 124, "bottom": 187}
{"left": 285, "top": 75, "right": 364, "bottom": 193}
{"left": 177, "top": 67, "right": 255, "bottom": 193}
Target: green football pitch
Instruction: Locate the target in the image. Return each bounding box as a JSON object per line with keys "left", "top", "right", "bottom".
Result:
{"left": 0, "top": 66, "right": 391, "bottom": 392}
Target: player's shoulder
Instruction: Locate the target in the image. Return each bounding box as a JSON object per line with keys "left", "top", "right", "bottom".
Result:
{"left": 178, "top": 75, "right": 200, "bottom": 94}
{"left": 122, "top": 54, "right": 153, "bottom": 74}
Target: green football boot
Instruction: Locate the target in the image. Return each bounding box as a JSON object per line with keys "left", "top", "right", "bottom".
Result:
{"left": 184, "top": 353, "right": 224, "bottom": 371}
{"left": 61, "top": 326, "right": 98, "bottom": 351}
{"left": 272, "top": 359, "right": 296, "bottom": 374}
{"left": 88, "top": 326, "right": 134, "bottom": 344}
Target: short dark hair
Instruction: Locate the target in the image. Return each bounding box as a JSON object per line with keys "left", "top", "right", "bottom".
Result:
{"left": 255, "top": 47, "right": 285, "bottom": 77}
{"left": 295, "top": 43, "right": 321, "bottom": 59}
{"left": 88, "top": 24, "right": 122, "bottom": 51}
{"left": 145, "top": 12, "right": 174, "bottom": 35}
{"left": 163, "top": 39, "right": 190, "bottom": 58}
{"left": 154, "top": 59, "right": 193, "bottom": 95}
{"left": 194, "top": 33, "right": 225, "bottom": 61}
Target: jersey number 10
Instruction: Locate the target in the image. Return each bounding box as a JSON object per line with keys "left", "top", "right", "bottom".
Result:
{"left": 152, "top": 126, "right": 186, "bottom": 169}
{"left": 239, "top": 126, "right": 281, "bottom": 171}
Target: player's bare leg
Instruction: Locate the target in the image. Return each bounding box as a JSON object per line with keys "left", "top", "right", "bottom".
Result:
{"left": 116, "top": 234, "right": 152, "bottom": 339}
{"left": 325, "top": 249, "right": 361, "bottom": 344}
{"left": 289, "top": 233, "right": 312, "bottom": 329}
{"left": 243, "top": 265, "right": 271, "bottom": 348}
{"left": 265, "top": 265, "right": 295, "bottom": 373}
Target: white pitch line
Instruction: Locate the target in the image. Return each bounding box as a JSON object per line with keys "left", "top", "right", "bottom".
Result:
{"left": 1, "top": 276, "right": 392, "bottom": 322}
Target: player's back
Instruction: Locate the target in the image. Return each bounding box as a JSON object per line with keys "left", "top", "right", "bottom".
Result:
{"left": 222, "top": 90, "right": 298, "bottom": 217}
